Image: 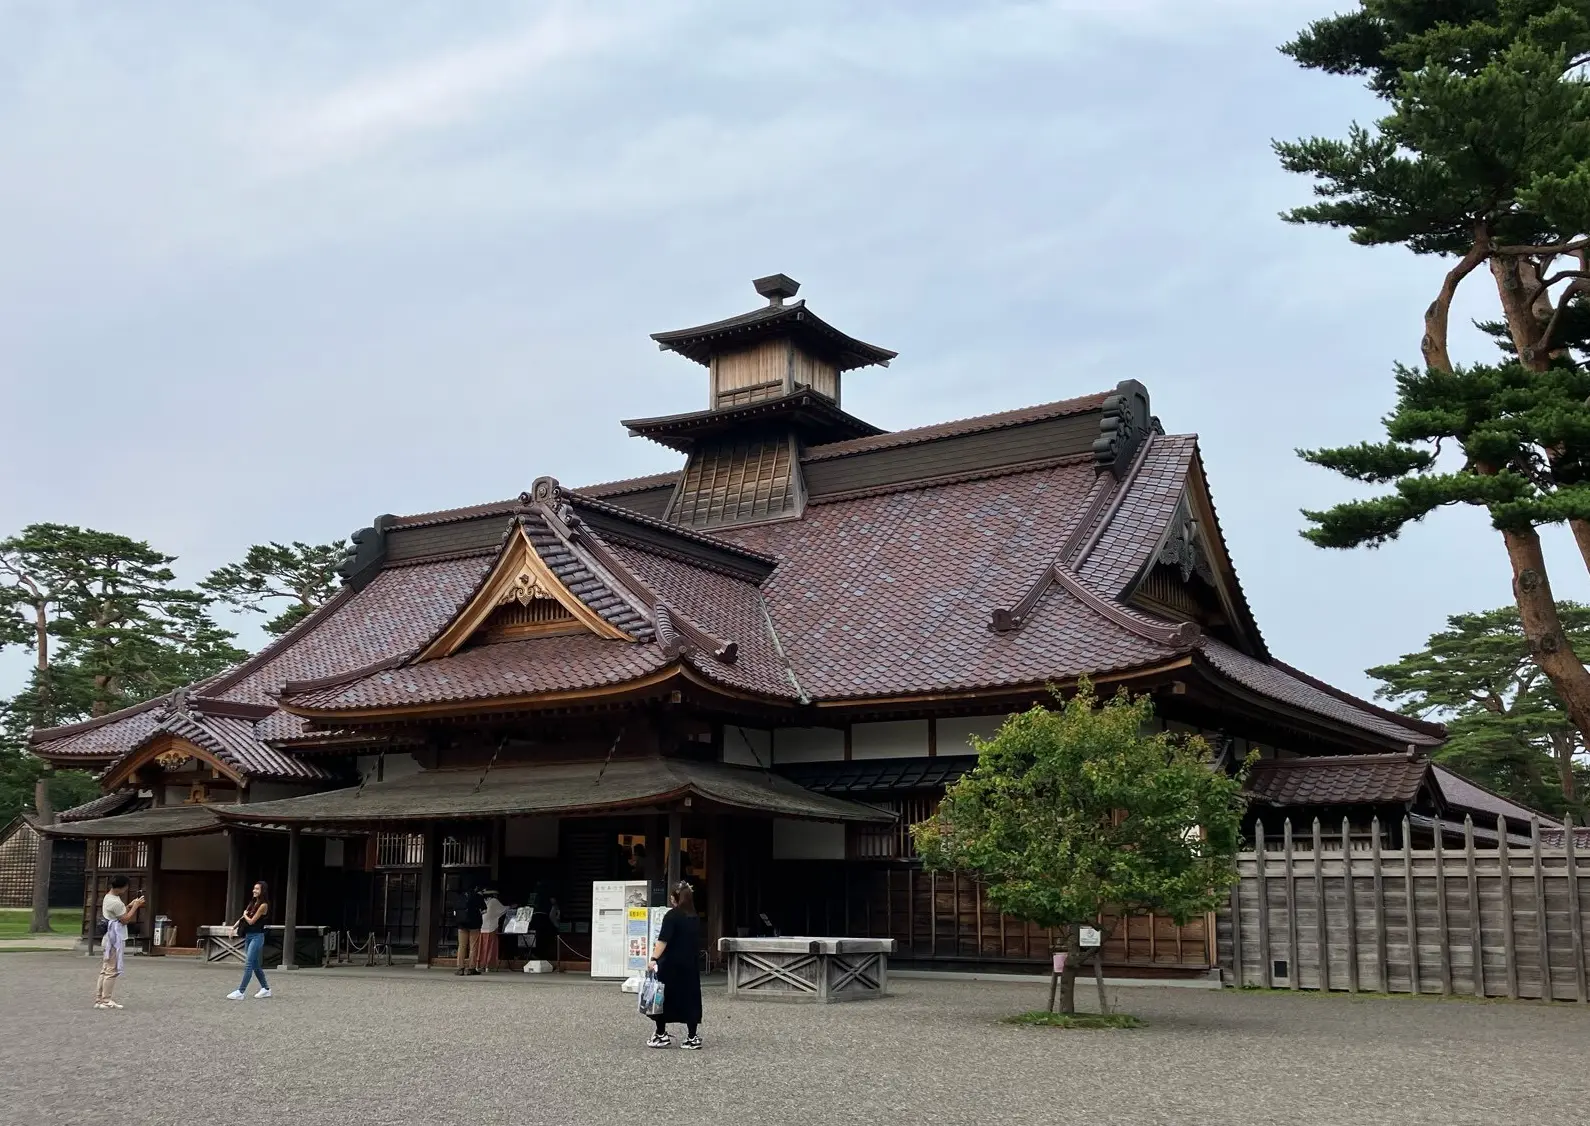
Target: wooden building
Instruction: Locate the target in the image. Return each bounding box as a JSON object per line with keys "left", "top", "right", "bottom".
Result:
{"left": 31, "top": 274, "right": 1452, "bottom": 975}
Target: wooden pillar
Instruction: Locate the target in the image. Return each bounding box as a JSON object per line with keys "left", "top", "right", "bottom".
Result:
{"left": 225, "top": 830, "right": 246, "bottom": 922}
{"left": 281, "top": 826, "right": 301, "bottom": 970}
{"left": 707, "top": 815, "right": 725, "bottom": 969}
{"left": 667, "top": 811, "right": 682, "bottom": 890}
{"left": 30, "top": 780, "right": 54, "bottom": 933}
{"left": 417, "top": 824, "right": 439, "bottom": 967}
{"left": 145, "top": 837, "right": 163, "bottom": 956}
{"left": 1255, "top": 821, "right": 1270, "bottom": 988}
{"left": 84, "top": 833, "right": 99, "bottom": 950}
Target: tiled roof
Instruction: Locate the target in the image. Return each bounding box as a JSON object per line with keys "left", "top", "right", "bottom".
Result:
{"left": 604, "top": 541, "right": 797, "bottom": 700}
{"left": 217, "top": 555, "right": 492, "bottom": 705}
{"left": 574, "top": 471, "right": 680, "bottom": 498}
{"left": 1431, "top": 765, "right": 1558, "bottom": 827}
{"left": 37, "top": 804, "right": 222, "bottom": 839}
{"left": 29, "top": 698, "right": 166, "bottom": 761}
{"left": 777, "top": 755, "right": 979, "bottom": 794}
{"left": 151, "top": 711, "right": 336, "bottom": 782}
{"left": 1245, "top": 753, "right": 1430, "bottom": 806}
{"left": 285, "top": 633, "right": 674, "bottom": 713}
{"left": 803, "top": 392, "right": 1110, "bottom": 462}
{"left": 721, "top": 462, "right": 1182, "bottom": 700}
{"left": 26, "top": 391, "right": 1440, "bottom": 762}
{"left": 1077, "top": 434, "right": 1196, "bottom": 596}
{"left": 57, "top": 790, "right": 144, "bottom": 823}
{"left": 1199, "top": 640, "right": 1443, "bottom": 746}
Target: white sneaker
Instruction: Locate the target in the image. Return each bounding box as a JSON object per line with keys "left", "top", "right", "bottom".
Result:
{"left": 103, "top": 1000, "right": 123, "bottom": 1009}
{"left": 226, "top": 989, "right": 246, "bottom": 1000}
{"left": 255, "top": 988, "right": 271, "bottom": 998}
{"left": 93, "top": 1001, "right": 111, "bottom": 1010}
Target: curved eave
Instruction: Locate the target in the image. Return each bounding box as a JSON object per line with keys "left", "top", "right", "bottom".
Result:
{"left": 622, "top": 391, "right": 883, "bottom": 453}
{"left": 650, "top": 304, "right": 896, "bottom": 372}
{"left": 1187, "top": 653, "right": 1443, "bottom": 753}
{"left": 277, "top": 663, "right": 683, "bottom": 724}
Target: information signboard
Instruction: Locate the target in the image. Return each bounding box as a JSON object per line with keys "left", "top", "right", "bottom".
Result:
{"left": 592, "top": 880, "right": 647, "bottom": 978}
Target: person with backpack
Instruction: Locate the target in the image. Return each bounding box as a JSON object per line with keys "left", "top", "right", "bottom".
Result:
{"left": 645, "top": 881, "right": 703, "bottom": 1050}
{"left": 227, "top": 881, "right": 272, "bottom": 1000}
{"left": 454, "top": 884, "right": 486, "bottom": 976}
{"left": 94, "top": 874, "right": 145, "bottom": 1010}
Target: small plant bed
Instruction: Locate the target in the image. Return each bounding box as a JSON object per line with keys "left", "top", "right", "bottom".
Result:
{"left": 1003, "top": 1011, "right": 1144, "bottom": 1029}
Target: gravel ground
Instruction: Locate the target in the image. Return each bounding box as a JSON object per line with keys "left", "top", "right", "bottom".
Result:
{"left": 3, "top": 952, "right": 1587, "bottom": 1126}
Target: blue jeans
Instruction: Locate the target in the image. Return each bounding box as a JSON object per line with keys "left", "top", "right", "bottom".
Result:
{"left": 239, "top": 932, "right": 269, "bottom": 993}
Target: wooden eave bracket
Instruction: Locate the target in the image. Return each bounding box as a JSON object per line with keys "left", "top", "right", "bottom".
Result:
{"left": 990, "top": 562, "right": 1200, "bottom": 650}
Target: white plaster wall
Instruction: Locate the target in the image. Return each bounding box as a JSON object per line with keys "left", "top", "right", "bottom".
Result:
{"left": 851, "top": 719, "right": 929, "bottom": 760}
{"left": 771, "top": 820, "right": 845, "bottom": 860}
{"left": 505, "top": 817, "right": 559, "bottom": 858}
{"left": 772, "top": 727, "right": 845, "bottom": 763}
{"left": 937, "top": 715, "right": 1007, "bottom": 756}
{"left": 160, "top": 834, "right": 228, "bottom": 871}
{"left": 722, "top": 726, "right": 771, "bottom": 767}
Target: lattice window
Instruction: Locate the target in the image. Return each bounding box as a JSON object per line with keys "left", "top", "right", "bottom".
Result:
{"left": 441, "top": 834, "right": 488, "bottom": 868}
{"left": 479, "top": 597, "right": 577, "bottom": 641}
{"left": 848, "top": 794, "right": 939, "bottom": 861}
{"left": 668, "top": 436, "right": 799, "bottom": 528}
{"left": 376, "top": 832, "right": 424, "bottom": 868}
{"left": 95, "top": 840, "right": 149, "bottom": 870}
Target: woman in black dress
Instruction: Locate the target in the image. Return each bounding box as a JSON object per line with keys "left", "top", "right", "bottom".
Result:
{"left": 646, "top": 881, "right": 703, "bottom": 1050}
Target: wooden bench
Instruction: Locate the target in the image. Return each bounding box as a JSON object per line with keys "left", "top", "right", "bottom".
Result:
{"left": 198, "top": 925, "right": 330, "bottom": 967}
{"left": 719, "top": 937, "right": 894, "bottom": 1002}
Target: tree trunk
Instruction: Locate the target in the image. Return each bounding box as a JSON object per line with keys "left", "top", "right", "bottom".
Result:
{"left": 1057, "top": 928, "right": 1081, "bottom": 1014}
{"left": 29, "top": 780, "right": 54, "bottom": 933}
{"left": 1502, "top": 527, "right": 1590, "bottom": 746}
{"left": 1551, "top": 729, "right": 1577, "bottom": 802}
{"left": 1491, "top": 255, "right": 1552, "bottom": 370}
{"left": 1092, "top": 948, "right": 1109, "bottom": 1014}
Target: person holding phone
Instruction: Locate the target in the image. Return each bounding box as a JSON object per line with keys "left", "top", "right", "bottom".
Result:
{"left": 94, "top": 874, "right": 144, "bottom": 1010}
{"left": 226, "top": 881, "right": 272, "bottom": 1000}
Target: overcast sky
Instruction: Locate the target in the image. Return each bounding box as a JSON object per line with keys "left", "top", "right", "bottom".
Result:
{"left": 3, "top": 0, "right": 1584, "bottom": 704}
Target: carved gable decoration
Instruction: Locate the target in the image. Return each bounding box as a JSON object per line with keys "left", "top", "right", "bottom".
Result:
{"left": 1157, "top": 495, "right": 1214, "bottom": 585}
{"left": 419, "top": 524, "right": 632, "bottom": 660}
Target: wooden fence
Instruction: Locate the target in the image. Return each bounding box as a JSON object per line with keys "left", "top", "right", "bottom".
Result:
{"left": 1218, "top": 815, "right": 1589, "bottom": 1001}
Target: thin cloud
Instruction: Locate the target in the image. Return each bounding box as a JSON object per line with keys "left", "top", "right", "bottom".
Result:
{"left": 261, "top": 3, "right": 658, "bottom": 172}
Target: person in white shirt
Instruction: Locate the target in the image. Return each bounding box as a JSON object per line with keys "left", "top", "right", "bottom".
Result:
{"left": 478, "top": 889, "right": 507, "bottom": 972}
{"left": 95, "top": 874, "right": 145, "bottom": 1010}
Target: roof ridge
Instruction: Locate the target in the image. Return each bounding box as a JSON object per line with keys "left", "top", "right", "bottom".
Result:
{"left": 573, "top": 470, "right": 681, "bottom": 498}
{"left": 803, "top": 391, "right": 1112, "bottom": 462}
{"left": 1253, "top": 752, "right": 1421, "bottom": 769}
{"left": 569, "top": 492, "right": 779, "bottom": 567}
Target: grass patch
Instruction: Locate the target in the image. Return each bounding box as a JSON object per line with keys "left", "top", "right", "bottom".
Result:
{"left": 0, "top": 908, "right": 79, "bottom": 940}
{"left": 1003, "top": 1011, "right": 1145, "bottom": 1029}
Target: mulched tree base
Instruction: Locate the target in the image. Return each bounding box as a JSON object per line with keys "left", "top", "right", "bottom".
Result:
{"left": 1002, "top": 1011, "right": 1145, "bottom": 1029}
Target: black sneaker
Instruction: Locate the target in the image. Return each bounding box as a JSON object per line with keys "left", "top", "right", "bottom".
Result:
{"left": 646, "top": 1033, "right": 672, "bottom": 1049}
{"left": 682, "top": 1035, "right": 702, "bottom": 1051}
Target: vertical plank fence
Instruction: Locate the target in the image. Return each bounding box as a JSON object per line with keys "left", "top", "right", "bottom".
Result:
{"left": 1222, "top": 816, "right": 1590, "bottom": 1001}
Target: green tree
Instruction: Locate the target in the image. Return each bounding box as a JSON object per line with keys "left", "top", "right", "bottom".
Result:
{"left": 1367, "top": 603, "right": 1590, "bottom": 812}
{"left": 201, "top": 541, "right": 345, "bottom": 638}
{"left": 1279, "top": 2, "right": 1590, "bottom": 741}
{"left": 912, "top": 682, "right": 1246, "bottom": 1015}
{"left": 0, "top": 524, "right": 247, "bottom": 827}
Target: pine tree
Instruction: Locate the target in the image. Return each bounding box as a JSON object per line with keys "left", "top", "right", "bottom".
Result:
{"left": 0, "top": 524, "right": 247, "bottom": 826}
{"left": 1279, "top": 3, "right": 1590, "bottom": 739}
{"left": 1366, "top": 603, "right": 1590, "bottom": 811}
{"left": 200, "top": 541, "right": 345, "bottom": 638}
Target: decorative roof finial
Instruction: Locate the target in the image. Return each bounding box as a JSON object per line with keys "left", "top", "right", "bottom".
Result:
{"left": 752, "top": 273, "right": 800, "bottom": 308}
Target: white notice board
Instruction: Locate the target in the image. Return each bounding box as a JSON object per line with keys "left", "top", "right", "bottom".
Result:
{"left": 592, "top": 880, "right": 649, "bottom": 978}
